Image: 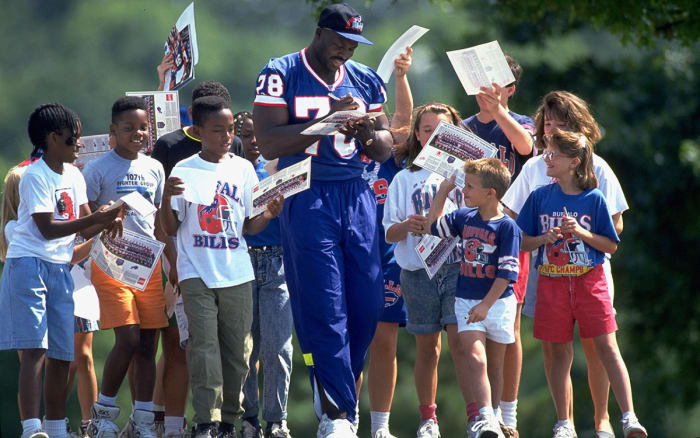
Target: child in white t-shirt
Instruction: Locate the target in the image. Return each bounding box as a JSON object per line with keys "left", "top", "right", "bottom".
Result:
{"left": 0, "top": 103, "right": 121, "bottom": 438}
{"left": 160, "top": 96, "right": 283, "bottom": 437}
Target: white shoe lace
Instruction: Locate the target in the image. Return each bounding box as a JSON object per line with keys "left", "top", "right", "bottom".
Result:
{"left": 417, "top": 419, "right": 440, "bottom": 438}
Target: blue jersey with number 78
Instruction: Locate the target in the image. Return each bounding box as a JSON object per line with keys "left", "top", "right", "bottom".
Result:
{"left": 253, "top": 48, "right": 387, "bottom": 182}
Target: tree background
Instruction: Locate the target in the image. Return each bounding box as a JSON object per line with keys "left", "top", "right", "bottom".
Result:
{"left": 1, "top": 0, "right": 698, "bottom": 436}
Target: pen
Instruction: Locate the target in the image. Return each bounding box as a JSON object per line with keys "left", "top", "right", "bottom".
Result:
{"left": 328, "top": 93, "right": 340, "bottom": 101}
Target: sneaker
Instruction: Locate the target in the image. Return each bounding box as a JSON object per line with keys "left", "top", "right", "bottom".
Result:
{"left": 416, "top": 418, "right": 440, "bottom": 438}
{"left": 241, "top": 419, "right": 262, "bottom": 438}
{"left": 154, "top": 417, "right": 164, "bottom": 438}
{"left": 621, "top": 417, "right": 647, "bottom": 438}
{"left": 80, "top": 422, "right": 92, "bottom": 438}
{"left": 595, "top": 431, "right": 615, "bottom": 438}
{"left": 266, "top": 421, "right": 291, "bottom": 438}
{"left": 372, "top": 429, "right": 397, "bottom": 438}
{"left": 552, "top": 422, "right": 576, "bottom": 438}
{"left": 316, "top": 414, "right": 356, "bottom": 438}
{"left": 191, "top": 423, "right": 217, "bottom": 438}
{"left": 468, "top": 415, "right": 502, "bottom": 438}
{"left": 499, "top": 423, "right": 519, "bottom": 438}
{"left": 88, "top": 403, "right": 121, "bottom": 438}
{"left": 217, "top": 422, "right": 235, "bottom": 438}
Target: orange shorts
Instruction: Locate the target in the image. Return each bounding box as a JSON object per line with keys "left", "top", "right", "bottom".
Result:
{"left": 91, "top": 259, "right": 167, "bottom": 330}
{"left": 512, "top": 251, "right": 530, "bottom": 304}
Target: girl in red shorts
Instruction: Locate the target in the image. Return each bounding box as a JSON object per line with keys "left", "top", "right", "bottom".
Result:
{"left": 516, "top": 129, "right": 646, "bottom": 438}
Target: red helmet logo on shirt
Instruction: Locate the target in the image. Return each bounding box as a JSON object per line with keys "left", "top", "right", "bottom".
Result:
{"left": 463, "top": 238, "right": 489, "bottom": 264}
{"left": 546, "top": 234, "right": 587, "bottom": 266}
{"left": 197, "top": 194, "right": 232, "bottom": 234}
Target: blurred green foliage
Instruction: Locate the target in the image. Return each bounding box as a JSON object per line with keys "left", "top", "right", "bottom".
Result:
{"left": 1, "top": 0, "right": 699, "bottom": 437}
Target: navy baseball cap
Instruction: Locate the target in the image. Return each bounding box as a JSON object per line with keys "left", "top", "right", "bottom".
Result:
{"left": 318, "top": 3, "right": 373, "bottom": 45}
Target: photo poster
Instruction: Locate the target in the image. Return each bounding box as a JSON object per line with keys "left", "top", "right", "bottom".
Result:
{"left": 90, "top": 229, "right": 165, "bottom": 291}
{"left": 250, "top": 157, "right": 311, "bottom": 217}
{"left": 415, "top": 234, "right": 459, "bottom": 279}
{"left": 446, "top": 40, "right": 516, "bottom": 95}
{"left": 75, "top": 134, "right": 110, "bottom": 169}
{"left": 376, "top": 25, "right": 430, "bottom": 84}
{"left": 413, "top": 121, "right": 498, "bottom": 188}
{"left": 125, "top": 91, "right": 181, "bottom": 155}
{"left": 163, "top": 2, "right": 199, "bottom": 91}
{"left": 301, "top": 110, "right": 384, "bottom": 136}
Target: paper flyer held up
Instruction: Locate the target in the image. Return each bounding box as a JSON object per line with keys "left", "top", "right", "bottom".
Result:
{"left": 376, "top": 25, "right": 429, "bottom": 84}
{"left": 250, "top": 157, "right": 311, "bottom": 218}
{"left": 413, "top": 121, "right": 498, "bottom": 188}
{"left": 446, "top": 41, "right": 515, "bottom": 95}
{"left": 301, "top": 110, "right": 384, "bottom": 136}
{"left": 169, "top": 166, "right": 219, "bottom": 206}
{"left": 163, "top": 2, "right": 199, "bottom": 91}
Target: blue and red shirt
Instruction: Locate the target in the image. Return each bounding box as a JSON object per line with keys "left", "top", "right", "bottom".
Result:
{"left": 254, "top": 48, "right": 386, "bottom": 182}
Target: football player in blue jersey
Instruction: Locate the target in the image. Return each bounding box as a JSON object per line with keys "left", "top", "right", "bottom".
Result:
{"left": 253, "top": 3, "right": 392, "bottom": 437}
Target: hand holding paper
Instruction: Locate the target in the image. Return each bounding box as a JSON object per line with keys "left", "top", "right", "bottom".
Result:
{"left": 169, "top": 167, "right": 218, "bottom": 206}
{"left": 394, "top": 46, "right": 413, "bottom": 77}
{"left": 263, "top": 195, "right": 285, "bottom": 219}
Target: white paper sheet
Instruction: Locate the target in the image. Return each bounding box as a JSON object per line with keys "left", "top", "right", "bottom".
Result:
{"left": 169, "top": 167, "right": 218, "bottom": 206}
{"left": 301, "top": 110, "right": 384, "bottom": 136}
{"left": 415, "top": 235, "right": 460, "bottom": 279}
{"left": 446, "top": 41, "right": 515, "bottom": 95}
{"left": 376, "top": 25, "right": 429, "bottom": 83}
{"left": 71, "top": 264, "right": 100, "bottom": 321}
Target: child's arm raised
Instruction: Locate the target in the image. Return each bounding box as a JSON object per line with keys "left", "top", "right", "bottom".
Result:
{"left": 561, "top": 216, "right": 618, "bottom": 254}
{"left": 425, "top": 175, "right": 456, "bottom": 231}
{"left": 243, "top": 195, "right": 284, "bottom": 235}
{"left": 478, "top": 84, "right": 533, "bottom": 156}
{"left": 391, "top": 46, "right": 413, "bottom": 137}
{"left": 160, "top": 176, "right": 184, "bottom": 236}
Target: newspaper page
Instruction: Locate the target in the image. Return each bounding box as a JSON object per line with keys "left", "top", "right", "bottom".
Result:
{"left": 415, "top": 234, "right": 459, "bottom": 279}
{"left": 163, "top": 2, "right": 199, "bottom": 91}
{"left": 301, "top": 111, "right": 384, "bottom": 136}
{"left": 376, "top": 25, "right": 429, "bottom": 83}
{"left": 90, "top": 229, "right": 165, "bottom": 291}
{"left": 446, "top": 41, "right": 515, "bottom": 95}
{"left": 75, "top": 134, "right": 110, "bottom": 169}
{"left": 414, "top": 121, "right": 498, "bottom": 188}
{"left": 250, "top": 157, "right": 311, "bottom": 217}
{"left": 125, "top": 91, "right": 181, "bottom": 155}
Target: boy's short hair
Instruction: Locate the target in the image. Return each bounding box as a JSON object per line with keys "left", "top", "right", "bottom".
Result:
{"left": 192, "top": 96, "right": 228, "bottom": 127}
{"left": 27, "top": 103, "right": 80, "bottom": 150}
{"left": 463, "top": 157, "right": 511, "bottom": 200}
{"left": 192, "top": 81, "right": 231, "bottom": 106}
{"left": 111, "top": 96, "right": 148, "bottom": 123}
{"left": 505, "top": 55, "right": 522, "bottom": 87}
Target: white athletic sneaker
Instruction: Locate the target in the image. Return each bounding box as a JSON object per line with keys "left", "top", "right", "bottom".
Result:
{"left": 119, "top": 410, "right": 156, "bottom": 438}
{"left": 372, "top": 428, "right": 397, "bottom": 438}
{"left": 316, "top": 414, "right": 357, "bottom": 438}
{"left": 468, "top": 415, "right": 503, "bottom": 438}
{"left": 21, "top": 431, "right": 49, "bottom": 438}
{"left": 416, "top": 418, "right": 440, "bottom": 438}
{"left": 88, "top": 403, "right": 121, "bottom": 438}
{"left": 552, "top": 422, "right": 576, "bottom": 438}
{"left": 622, "top": 417, "right": 647, "bottom": 438}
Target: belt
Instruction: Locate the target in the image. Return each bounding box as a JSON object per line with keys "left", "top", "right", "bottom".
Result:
{"left": 248, "top": 245, "right": 281, "bottom": 252}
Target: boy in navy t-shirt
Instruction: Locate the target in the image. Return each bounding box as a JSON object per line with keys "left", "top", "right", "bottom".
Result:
{"left": 424, "top": 158, "right": 521, "bottom": 437}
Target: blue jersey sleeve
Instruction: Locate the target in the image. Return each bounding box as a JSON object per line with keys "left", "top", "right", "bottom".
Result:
{"left": 516, "top": 191, "right": 540, "bottom": 237}
{"left": 366, "top": 68, "right": 387, "bottom": 113}
{"left": 431, "top": 209, "right": 462, "bottom": 238}
{"left": 253, "top": 57, "right": 289, "bottom": 108}
{"left": 593, "top": 190, "right": 620, "bottom": 243}
{"left": 496, "top": 219, "right": 521, "bottom": 283}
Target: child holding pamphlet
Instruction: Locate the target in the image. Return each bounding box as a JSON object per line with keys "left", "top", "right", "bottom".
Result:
{"left": 515, "top": 130, "right": 646, "bottom": 438}
{"left": 0, "top": 103, "right": 122, "bottom": 438}
{"left": 159, "top": 96, "right": 283, "bottom": 438}
{"left": 460, "top": 55, "right": 535, "bottom": 434}
{"left": 83, "top": 96, "right": 167, "bottom": 438}
{"left": 382, "top": 103, "right": 472, "bottom": 438}
{"left": 424, "top": 157, "right": 521, "bottom": 438}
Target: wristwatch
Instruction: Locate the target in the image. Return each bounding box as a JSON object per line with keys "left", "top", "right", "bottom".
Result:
{"left": 364, "top": 137, "right": 374, "bottom": 147}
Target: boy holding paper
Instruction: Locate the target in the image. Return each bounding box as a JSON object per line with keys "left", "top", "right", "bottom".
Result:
{"left": 160, "top": 96, "right": 283, "bottom": 438}
{"left": 460, "top": 55, "right": 534, "bottom": 435}
{"left": 83, "top": 96, "right": 167, "bottom": 438}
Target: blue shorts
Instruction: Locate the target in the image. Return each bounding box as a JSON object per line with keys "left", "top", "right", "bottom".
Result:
{"left": 379, "top": 261, "right": 407, "bottom": 325}
{"left": 399, "top": 263, "right": 459, "bottom": 335}
{"left": 0, "top": 257, "right": 75, "bottom": 361}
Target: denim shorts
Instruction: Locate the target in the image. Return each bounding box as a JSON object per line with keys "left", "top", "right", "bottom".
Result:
{"left": 0, "top": 257, "right": 75, "bottom": 361}
{"left": 399, "top": 263, "right": 459, "bottom": 334}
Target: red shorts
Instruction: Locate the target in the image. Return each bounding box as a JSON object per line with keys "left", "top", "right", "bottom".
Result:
{"left": 512, "top": 251, "right": 530, "bottom": 304}
{"left": 533, "top": 264, "right": 617, "bottom": 343}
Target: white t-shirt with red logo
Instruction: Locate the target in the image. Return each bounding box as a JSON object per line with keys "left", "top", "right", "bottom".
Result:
{"left": 171, "top": 154, "right": 257, "bottom": 288}
{"left": 6, "top": 158, "right": 87, "bottom": 263}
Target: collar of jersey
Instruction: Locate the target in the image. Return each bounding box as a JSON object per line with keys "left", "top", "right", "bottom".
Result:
{"left": 300, "top": 48, "right": 346, "bottom": 91}
{"left": 183, "top": 126, "right": 201, "bottom": 143}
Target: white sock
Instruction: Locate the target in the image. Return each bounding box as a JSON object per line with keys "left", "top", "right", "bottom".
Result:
{"left": 555, "top": 419, "right": 573, "bottom": 428}
{"left": 97, "top": 393, "right": 118, "bottom": 407}
{"left": 478, "top": 406, "right": 495, "bottom": 419}
{"left": 370, "top": 411, "right": 390, "bottom": 435}
{"left": 621, "top": 411, "right": 638, "bottom": 422}
{"left": 153, "top": 404, "right": 165, "bottom": 413}
{"left": 45, "top": 419, "right": 66, "bottom": 437}
{"left": 500, "top": 400, "right": 518, "bottom": 428}
{"left": 134, "top": 400, "right": 153, "bottom": 412}
{"left": 22, "top": 418, "right": 42, "bottom": 435}
{"left": 165, "top": 416, "right": 184, "bottom": 435}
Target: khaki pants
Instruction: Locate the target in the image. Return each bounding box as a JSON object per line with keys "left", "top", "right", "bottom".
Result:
{"left": 180, "top": 278, "right": 253, "bottom": 424}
